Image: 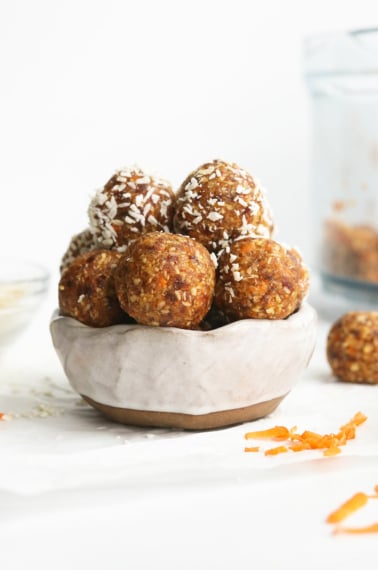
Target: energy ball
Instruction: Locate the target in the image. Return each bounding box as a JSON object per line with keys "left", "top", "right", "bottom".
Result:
{"left": 327, "top": 312, "right": 378, "bottom": 384}
{"left": 60, "top": 228, "right": 100, "bottom": 273}
{"left": 214, "top": 237, "right": 309, "bottom": 320}
{"left": 88, "top": 165, "right": 175, "bottom": 250}
{"left": 59, "top": 249, "right": 126, "bottom": 327}
{"left": 173, "top": 159, "right": 274, "bottom": 254}
{"left": 114, "top": 232, "right": 216, "bottom": 329}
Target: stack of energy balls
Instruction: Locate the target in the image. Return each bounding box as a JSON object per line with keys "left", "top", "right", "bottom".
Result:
{"left": 58, "top": 160, "right": 309, "bottom": 330}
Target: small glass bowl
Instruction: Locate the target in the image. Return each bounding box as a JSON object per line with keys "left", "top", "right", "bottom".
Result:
{"left": 0, "top": 258, "right": 49, "bottom": 349}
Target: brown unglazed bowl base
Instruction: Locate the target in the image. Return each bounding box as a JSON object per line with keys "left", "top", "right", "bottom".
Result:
{"left": 81, "top": 394, "right": 287, "bottom": 430}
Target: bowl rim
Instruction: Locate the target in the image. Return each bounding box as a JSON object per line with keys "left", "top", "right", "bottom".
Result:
{"left": 51, "top": 300, "right": 314, "bottom": 336}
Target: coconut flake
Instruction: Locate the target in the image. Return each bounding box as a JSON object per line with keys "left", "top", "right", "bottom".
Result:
{"left": 207, "top": 212, "right": 224, "bottom": 222}
{"left": 185, "top": 177, "right": 199, "bottom": 192}
{"left": 210, "top": 252, "right": 218, "bottom": 268}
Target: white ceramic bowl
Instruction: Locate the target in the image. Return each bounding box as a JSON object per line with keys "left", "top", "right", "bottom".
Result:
{"left": 50, "top": 302, "right": 317, "bottom": 429}
{"left": 0, "top": 258, "right": 49, "bottom": 350}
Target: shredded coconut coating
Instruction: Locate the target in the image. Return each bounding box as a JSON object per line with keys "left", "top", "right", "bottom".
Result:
{"left": 214, "top": 237, "right": 309, "bottom": 320}
{"left": 60, "top": 229, "right": 100, "bottom": 274}
{"left": 88, "top": 165, "right": 175, "bottom": 249}
{"left": 327, "top": 312, "right": 378, "bottom": 384}
{"left": 173, "top": 159, "right": 274, "bottom": 254}
{"left": 114, "top": 232, "right": 215, "bottom": 329}
{"left": 59, "top": 249, "right": 127, "bottom": 327}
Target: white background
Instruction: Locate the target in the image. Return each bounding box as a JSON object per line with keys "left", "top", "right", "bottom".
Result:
{"left": 1, "top": 0, "right": 377, "bottom": 283}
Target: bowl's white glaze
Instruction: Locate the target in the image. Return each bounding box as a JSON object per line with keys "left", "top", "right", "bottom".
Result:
{"left": 50, "top": 302, "right": 317, "bottom": 427}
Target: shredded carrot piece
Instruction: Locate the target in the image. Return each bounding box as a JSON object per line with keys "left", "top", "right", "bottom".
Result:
{"left": 349, "top": 412, "right": 367, "bottom": 426}
{"left": 289, "top": 442, "right": 312, "bottom": 452}
{"left": 334, "top": 523, "right": 378, "bottom": 535}
{"left": 0, "top": 413, "right": 4, "bottom": 421}
{"left": 327, "top": 484, "right": 378, "bottom": 535}
{"left": 244, "top": 426, "right": 290, "bottom": 441}
{"left": 264, "top": 445, "right": 288, "bottom": 456}
{"left": 244, "top": 446, "right": 260, "bottom": 452}
{"left": 326, "top": 492, "right": 369, "bottom": 524}
{"left": 244, "top": 412, "right": 367, "bottom": 457}
{"left": 323, "top": 446, "right": 341, "bottom": 457}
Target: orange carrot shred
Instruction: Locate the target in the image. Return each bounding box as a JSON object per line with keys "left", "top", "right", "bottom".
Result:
{"left": 244, "top": 412, "right": 367, "bottom": 458}
{"left": 326, "top": 492, "right": 369, "bottom": 524}
{"left": 244, "top": 446, "right": 260, "bottom": 453}
{"left": 333, "top": 523, "right": 378, "bottom": 535}
{"left": 323, "top": 446, "right": 341, "bottom": 457}
{"left": 350, "top": 412, "right": 367, "bottom": 426}
{"left": 289, "top": 442, "right": 312, "bottom": 452}
{"left": 0, "top": 413, "right": 4, "bottom": 421}
{"left": 264, "top": 445, "right": 288, "bottom": 456}
{"left": 244, "top": 426, "right": 290, "bottom": 441}
{"left": 327, "top": 485, "right": 378, "bottom": 535}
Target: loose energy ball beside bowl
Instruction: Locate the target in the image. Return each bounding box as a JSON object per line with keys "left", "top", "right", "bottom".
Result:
{"left": 59, "top": 249, "right": 126, "bottom": 327}
{"left": 173, "top": 159, "right": 274, "bottom": 254}
{"left": 114, "top": 232, "right": 216, "bottom": 329}
{"left": 327, "top": 312, "right": 378, "bottom": 384}
{"left": 214, "top": 237, "right": 309, "bottom": 321}
{"left": 88, "top": 165, "right": 175, "bottom": 250}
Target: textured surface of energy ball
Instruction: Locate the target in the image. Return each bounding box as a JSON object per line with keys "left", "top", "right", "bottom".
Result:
{"left": 60, "top": 229, "right": 100, "bottom": 273}
{"left": 214, "top": 237, "right": 309, "bottom": 320}
{"left": 327, "top": 312, "right": 378, "bottom": 384}
{"left": 173, "top": 159, "right": 274, "bottom": 253}
{"left": 88, "top": 165, "right": 175, "bottom": 250}
{"left": 114, "top": 232, "right": 216, "bottom": 329}
{"left": 59, "top": 249, "right": 126, "bottom": 327}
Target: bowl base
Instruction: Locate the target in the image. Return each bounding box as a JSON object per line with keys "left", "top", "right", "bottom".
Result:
{"left": 81, "top": 394, "right": 287, "bottom": 430}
